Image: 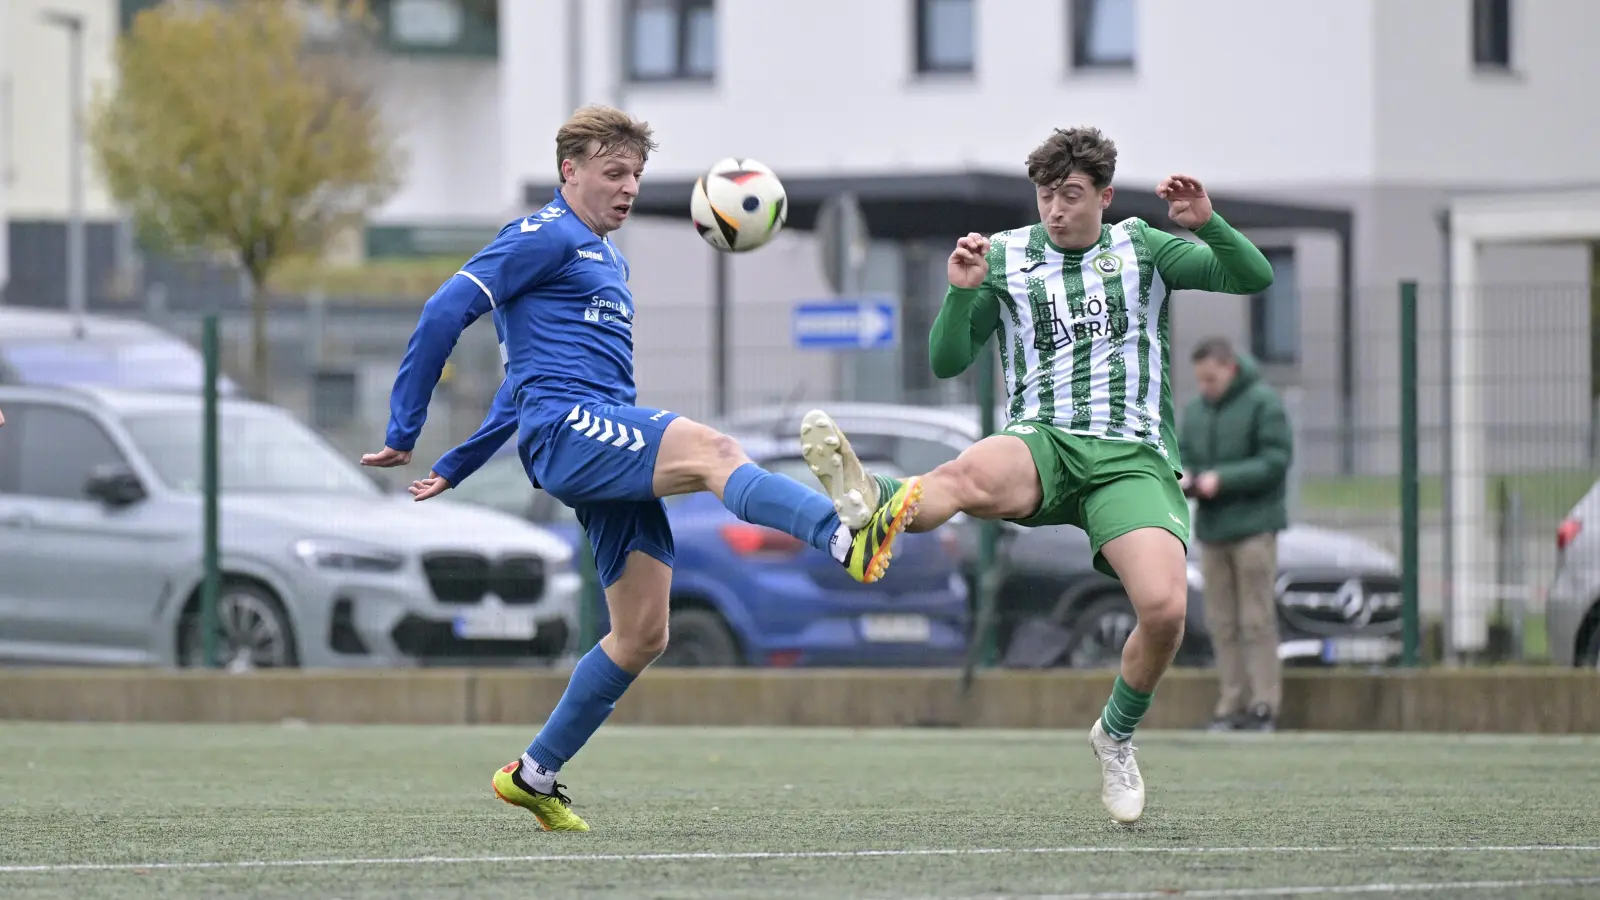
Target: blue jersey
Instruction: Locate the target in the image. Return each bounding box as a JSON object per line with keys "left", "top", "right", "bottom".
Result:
{"left": 384, "top": 190, "right": 637, "bottom": 459}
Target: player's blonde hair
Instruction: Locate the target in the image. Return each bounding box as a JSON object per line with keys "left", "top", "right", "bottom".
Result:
{"left": 555, "top": 105, "right": 658, "bottom": 183}
{"left": 1026, "top": 127, "right": 1118, "bottom": 190}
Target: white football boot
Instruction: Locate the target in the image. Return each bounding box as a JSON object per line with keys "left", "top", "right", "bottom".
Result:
{"left": 1089, "top": 718, "right": 1145, "bottom": 824}
{"left": 799, "top": 409, "right": 879, "bottom": 530}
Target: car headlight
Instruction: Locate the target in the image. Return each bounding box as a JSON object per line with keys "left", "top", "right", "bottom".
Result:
{"left": 292, "top": 539, "right": 406, "bottom": 573}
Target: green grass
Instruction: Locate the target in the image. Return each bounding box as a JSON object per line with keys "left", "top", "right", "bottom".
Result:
{"left": 1300, "top": 470, "right": 1594, "bottom": 518}
{"left": 2, "top": 724, "right": 1598, "bottom": 899}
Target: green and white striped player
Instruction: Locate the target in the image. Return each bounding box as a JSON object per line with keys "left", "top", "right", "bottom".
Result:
{"left": 800, "top": 126, "right": 1275, "bottom": 825}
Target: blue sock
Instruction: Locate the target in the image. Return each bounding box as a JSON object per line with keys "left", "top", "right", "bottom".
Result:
{"left": 525, "top": 644, "right": 636, "bottom": 772}
{"left": 722, "top": 462, "right": 843, "bottom": 555}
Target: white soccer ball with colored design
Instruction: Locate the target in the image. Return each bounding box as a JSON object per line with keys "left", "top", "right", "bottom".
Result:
{"left": 690, "top": 158, "right": 788, "bottom": 253}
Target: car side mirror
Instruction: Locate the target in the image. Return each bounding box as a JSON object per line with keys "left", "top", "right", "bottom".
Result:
{"left": 84, "top": 463, "right": 147, "bottom": 508}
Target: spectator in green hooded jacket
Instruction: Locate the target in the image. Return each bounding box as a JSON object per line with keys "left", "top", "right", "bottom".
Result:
{"left": 1178, "top": 337, "right": 1293, "bottom": 732}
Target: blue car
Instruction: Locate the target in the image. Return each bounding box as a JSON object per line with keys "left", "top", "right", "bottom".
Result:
{"left": 442, "top": 433, "right": 970, "bottom": 667}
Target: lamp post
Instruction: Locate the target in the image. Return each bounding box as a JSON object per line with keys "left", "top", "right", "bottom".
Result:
{"left": 41, "top": 10, "right": 86, "bottom": 337}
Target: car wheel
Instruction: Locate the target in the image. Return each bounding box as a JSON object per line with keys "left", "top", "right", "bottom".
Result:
{"left": 1063, "top": 593, "right": 1137, "bottom": 669}
{"left": 178, "top": 580, "right": 300, "bottom": 670}
{"left": 1583, "top": 626, "right": 1600, "bottom": 670}
{"left": 657, "top": 607, "right": 740, "bottom": 668}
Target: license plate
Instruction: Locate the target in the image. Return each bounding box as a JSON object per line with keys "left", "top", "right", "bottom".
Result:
{"left": 452, "top": 609, "right": 538, "bottom": 640}
{"left": 1321, "top": 636, "right": 1400, "bottom": 664}
{"left": 860, "top": 614, "right": 932, "bottom": 643}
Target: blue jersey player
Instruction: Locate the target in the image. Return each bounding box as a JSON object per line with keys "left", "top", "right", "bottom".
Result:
{"left": 361, "top": 106, "right": 924, "bottom": 831}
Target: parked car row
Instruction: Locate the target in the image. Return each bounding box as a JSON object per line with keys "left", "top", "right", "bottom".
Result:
{"left": 721, "top": 402, "right": 1408, "bottom": 670}
{"left": 3, "top": 307, "right": 1472, "bottom": 673}
{"left": 446, "top": 433, "right": 972, "bottom": 668}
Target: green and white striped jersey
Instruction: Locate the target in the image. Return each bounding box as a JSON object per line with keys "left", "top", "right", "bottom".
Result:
{"left": 930, "top": 211, "right": 1276, "bottom": 475}
{"left": 983, "top": 218, "right": 1177, "bottom": 460}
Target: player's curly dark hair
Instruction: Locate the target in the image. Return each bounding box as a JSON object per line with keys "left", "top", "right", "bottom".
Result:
{"left": 555, "top": 105, "right": 659, "bottom": 183}
{"left": 1026, "top": 127, "right": 1118, "bottom": 190}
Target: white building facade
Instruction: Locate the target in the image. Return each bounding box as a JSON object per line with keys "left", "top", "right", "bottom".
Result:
{"left": 7, "top": 0, "right": 1595, "bottom": 477}
{"left": 482, "top": 0, "right": 1600, "bottom": 477}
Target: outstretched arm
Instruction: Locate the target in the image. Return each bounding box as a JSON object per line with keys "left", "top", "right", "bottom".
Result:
{"left": 367, "top": 222, "right": 565, "bottom": 466}
{"left": 368, "top": 273, "right": 493, "bottom": 463}
{"left": 431, "top": 377, "right": 519, "bottom": 488}
{"left": 1146, "top": 174, "right": 1275, "bottom": 295}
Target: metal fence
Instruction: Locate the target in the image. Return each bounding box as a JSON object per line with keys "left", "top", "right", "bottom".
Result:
{"left": 1282, "top": 281, "right": 1594, "bottom": 664}
{"left": 118, "top": 272, "right": 1597, "bottom": 669}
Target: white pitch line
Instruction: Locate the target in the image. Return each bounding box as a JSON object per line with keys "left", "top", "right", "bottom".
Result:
{"left": 954, "top": 875, "right": 1600, "bottom": 900}
{"left": 0, "top": 844, "right": 1597, "bottom": 875}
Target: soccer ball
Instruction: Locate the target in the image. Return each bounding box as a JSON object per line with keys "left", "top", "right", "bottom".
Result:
{"left": 690, "top": 158, "right": 788, "bottom": 253}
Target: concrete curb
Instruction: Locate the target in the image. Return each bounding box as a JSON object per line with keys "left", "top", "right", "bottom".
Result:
{"left": 2, "top": 668, "right": 1596, "bottom": 733}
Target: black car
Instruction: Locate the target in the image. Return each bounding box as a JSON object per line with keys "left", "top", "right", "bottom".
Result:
{"left": 722, "top": 402, "right": 1404, "bottom": 669}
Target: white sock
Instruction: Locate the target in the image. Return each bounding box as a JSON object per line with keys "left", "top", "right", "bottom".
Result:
{"left": 827, "top": 522, "right": 851, "bottom": 563}
{"left": 519, "top": 753, "right": 557, "bottom": 793}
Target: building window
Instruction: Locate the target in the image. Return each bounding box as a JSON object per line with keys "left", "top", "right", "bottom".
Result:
{"left": 1471, "top": 0, "right": 1510, "bottom": 69}
{"left": 915, "top": 0, "right": 975, "bottom": 75}
{"left": 627, "top": 0, "right": 716, "bottom": 82}
{"left": 1250, "top": 249, "right": 1298, "bottom": 364}
{"left": 1070, "top": 0, "right": 1136, "bottom": 69}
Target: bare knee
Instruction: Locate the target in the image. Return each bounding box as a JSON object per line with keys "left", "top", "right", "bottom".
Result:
{"left": 1132, "top": 586, "right": 1188, "bottom": 648}
{"left": 610, "top": 617, "right": 668, "bottom": 670}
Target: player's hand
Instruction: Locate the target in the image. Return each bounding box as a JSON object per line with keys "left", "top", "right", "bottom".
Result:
{"left": 409, "top": 471, "right": 452, "bottom": 501}
{"left": 0, "top": 407, "right": 6, "bottom": 427}
{"left": 360, "top": 446, "right": 412, "bottom": 468}
{"left": 1158, "top": 175, "right": 1214, "bottom": 232}
{"left": 1196, "top": 470, "right": 1221, "bottom": 499}
{"left": 947, "top": 232, "right": 991, "bottom": 289}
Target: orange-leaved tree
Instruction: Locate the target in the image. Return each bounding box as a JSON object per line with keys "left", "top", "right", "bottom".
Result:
{"left": 89, "top": 0, "right": 403, "bottom": 399}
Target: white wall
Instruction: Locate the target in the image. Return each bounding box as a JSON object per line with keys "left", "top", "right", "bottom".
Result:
{"left": 1374, "top": 0, "right": 1600, "bottom": 185}
{"left": 498, "top": 0, "right": 1380, "bottom": 194}
{"left": 1, "top": 0, "right": 10, "bottom": 295}
{"left": 2, "top": 0, "right": 118, "bottom": 220}
{"left": 366, "top": 54, "right": 507, "bottom": 225}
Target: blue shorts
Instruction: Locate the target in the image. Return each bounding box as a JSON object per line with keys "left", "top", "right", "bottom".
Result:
{"left": 526, "top": 403, "right": 681, "bottom": 588}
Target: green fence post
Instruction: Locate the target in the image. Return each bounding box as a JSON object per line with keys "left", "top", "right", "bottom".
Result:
{"left": 577, "top": 534, "right": 601, "bottom": 654}
{"left": 1399, "top": 280, "right": 1422, "bottom": 667}
{"left": 201, "top": 313, "right": 222, "bottom": 669}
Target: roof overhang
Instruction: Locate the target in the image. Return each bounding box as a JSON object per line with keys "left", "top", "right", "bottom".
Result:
{"left": 523, "top": 170, "right": 1352, "bottom": 240}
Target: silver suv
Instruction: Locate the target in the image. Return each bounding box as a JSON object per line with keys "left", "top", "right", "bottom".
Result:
{"left": 0, "top": 385, "right": 579, "bottom": 668}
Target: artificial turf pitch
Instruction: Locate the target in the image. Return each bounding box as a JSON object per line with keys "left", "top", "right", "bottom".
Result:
{"left": 2, "top": 723, "right": 1597, "bottom": 899}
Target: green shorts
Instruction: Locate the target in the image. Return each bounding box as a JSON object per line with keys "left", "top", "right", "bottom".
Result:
{"left": 1000, "top": 421, "right": 1191, "bottom": 579}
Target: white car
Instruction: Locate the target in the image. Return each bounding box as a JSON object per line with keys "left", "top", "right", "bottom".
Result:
{"left": 0, "top": 385, "right": 579, "bottom": 668}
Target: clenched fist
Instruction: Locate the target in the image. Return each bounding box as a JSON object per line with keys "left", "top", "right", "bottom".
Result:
{"left": 947, "top": 232, "right": 991, "bottom": 289}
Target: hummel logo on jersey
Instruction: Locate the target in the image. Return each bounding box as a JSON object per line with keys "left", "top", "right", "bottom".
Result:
{"left": 567, "top": 405, "right": 647, "bottom": 452}
{"left": 1020, "top": 260, "right": 1047, "bottom": 274}
{"left": 577, "top": 248, "right": 604, "bottom": 262}
{"left": 520, "top": 218, "right": 541, "bottom": 233}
